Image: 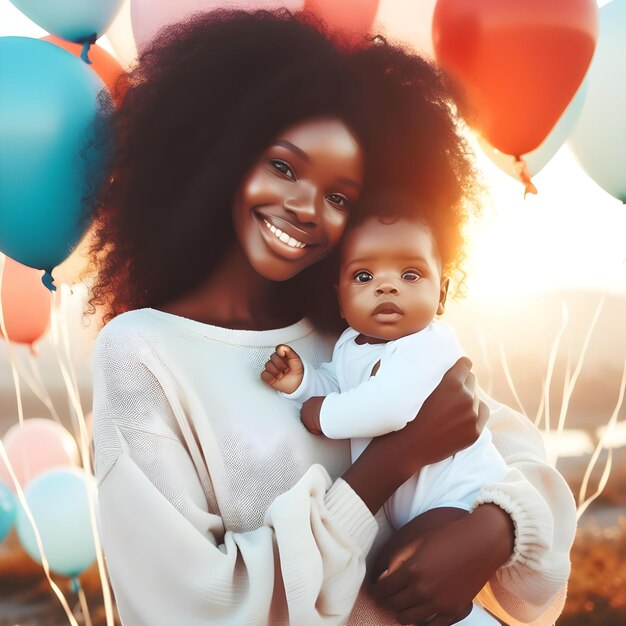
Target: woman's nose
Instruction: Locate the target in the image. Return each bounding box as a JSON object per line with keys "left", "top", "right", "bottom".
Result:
{"left": 375, "top": 282, "right": 399, "bottom": 295}
{"left": 284, "top": 182, "right": 319, "bottom": 224}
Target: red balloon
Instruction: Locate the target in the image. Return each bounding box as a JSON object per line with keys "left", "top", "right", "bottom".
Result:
{"left": 304, "top": 0, "right": 379, "bottom": 43}
{"left": 433, "top": 0, "right": 598, "bottom": 156}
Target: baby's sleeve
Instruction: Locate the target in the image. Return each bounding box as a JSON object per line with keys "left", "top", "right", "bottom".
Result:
{"left": 92, "top": 321, "right": 378, "bottom": 626}
{"left": 320, "top": 323, "right": 462, "bottom": 439}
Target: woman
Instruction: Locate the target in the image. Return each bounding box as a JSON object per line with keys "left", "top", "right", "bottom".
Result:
{"left": 88, "top": 10, "right": 575, "bottom": 625}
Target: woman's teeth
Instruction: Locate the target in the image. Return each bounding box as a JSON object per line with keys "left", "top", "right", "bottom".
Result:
{"left": 263, "top": 219, "right": 307, "bottom": 248}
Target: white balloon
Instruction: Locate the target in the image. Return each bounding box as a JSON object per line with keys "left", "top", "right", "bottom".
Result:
{"left": 569, "top": 0, "right": 626, "bottom": 202}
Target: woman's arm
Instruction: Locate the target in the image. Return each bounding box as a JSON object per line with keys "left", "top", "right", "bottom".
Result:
{"left": 369, "top": 392, "right": 576, "bottom": 625}
{"left": 93, "top": 322, "right": 378, "bottom": 626}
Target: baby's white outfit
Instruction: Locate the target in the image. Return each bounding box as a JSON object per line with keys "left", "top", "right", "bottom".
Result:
{"left": 284, "top": 321, "right": 508, "bottom": 625}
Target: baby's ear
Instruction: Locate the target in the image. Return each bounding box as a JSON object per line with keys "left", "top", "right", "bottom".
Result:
{"left": 437, "top": 277, "right": 450, "bottom": 315}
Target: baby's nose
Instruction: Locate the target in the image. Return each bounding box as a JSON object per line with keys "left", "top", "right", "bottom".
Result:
{"left": 375, "top": 283, "right": 399, "bottom": 295}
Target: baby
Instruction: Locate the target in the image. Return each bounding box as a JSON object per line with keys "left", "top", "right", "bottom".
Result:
{"left": 262, "top": 209, "right": 507, "bottom": 625}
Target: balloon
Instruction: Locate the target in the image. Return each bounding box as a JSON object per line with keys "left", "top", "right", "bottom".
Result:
{"left": 16, "top": 468, "right": 97, "bottom": 576}
{"left": 433, "top": 0, "right": 598, "bottom": 157}
{"left": 0, "top": 419, "right": 80, "bottom": 492}
{"left": 8, "top": 0, "right": 124, "bottom": 43}
{"left": 480, "top": 81, "right": 588, "bottom": 178}
{"left": 569, "top": 0, "right": 626, "bottom": 203}
{"left": 0, "top": 37, "right": 111, "bottom": 291}
{"left": 0, "top": 481, "right": 17, "bottom": 542}
{"left": 42, "top": 35, "right": 126, "bottom": 105}
{"left": 373, "top": 0, "right": 437, "bottom": 57}
{"left": 0, "top": 256, "right": 51, "bottom": 346}
{"left": 303, "top": 0, "right": 379, "bottom": 43}
{"left": 105, "top": 0, "right": 139, "bottom": 69}
{"left": 131, "top": 0, "right": 304, "bottom": 53}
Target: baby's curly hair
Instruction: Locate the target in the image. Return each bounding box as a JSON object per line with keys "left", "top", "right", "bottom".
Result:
{"left": 83, "top": 9, "right": 481, "bottom": 331}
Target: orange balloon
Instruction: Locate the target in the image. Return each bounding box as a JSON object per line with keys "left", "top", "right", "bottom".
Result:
{"left": 42, "top": 35, "right": 126, "bottom": 105}
{"left": 304, "top": 0, "right": 379, "bottom": 43}
{"left": 433, "top": 0, "right": 598, "bottom": 156}
{"left": 0, "top": 256, "right": 51, "bottom": 346}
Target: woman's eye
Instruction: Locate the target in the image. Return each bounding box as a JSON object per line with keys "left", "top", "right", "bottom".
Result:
{"left": 270, "top": 159, "right": 295, "bottom": 180}
{"left": 354, "top": 271, "right": 373, "bottom": 283}
{"left": 327, "top": 193, "right": 351, "bottom": 210}
{"left": 402, "top": 270, "right": 421, "bottom": 282}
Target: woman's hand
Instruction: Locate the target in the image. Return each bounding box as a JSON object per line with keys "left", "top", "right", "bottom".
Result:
{"left": 369, "top": 504, "right": 515, "bottom": 625}
{"left": 343, "top": 357, "right": 487, "bottom": 514}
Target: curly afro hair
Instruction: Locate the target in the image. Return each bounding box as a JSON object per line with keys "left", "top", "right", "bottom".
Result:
{"left": 84, "top": 9, "right": 480, "bottom": 332}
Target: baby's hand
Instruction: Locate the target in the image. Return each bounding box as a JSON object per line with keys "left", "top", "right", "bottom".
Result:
{"left": 261, "top": 344, "right": 304, "bottom": 394}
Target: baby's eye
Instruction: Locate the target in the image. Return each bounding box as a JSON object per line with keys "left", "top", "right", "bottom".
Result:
{"left": 354, "top": 271, "right": 373, "bottom": 283}
{"left": 402, "top": 270, "right": 421, "bottom": 282}
{"left": 326, "top": 193, "right": 351, "bottom": 210}
{"left": 270, "top": 159, "right": 295, "bottom": 180}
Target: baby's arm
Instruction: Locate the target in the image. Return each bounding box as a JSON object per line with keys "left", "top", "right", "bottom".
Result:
{"left": 321, "top": 324, "right": 462, "bottom": 439}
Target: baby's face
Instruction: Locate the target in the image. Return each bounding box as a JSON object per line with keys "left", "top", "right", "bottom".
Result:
{"left": 338, "top": 216, "right": 447, "bottom": 341}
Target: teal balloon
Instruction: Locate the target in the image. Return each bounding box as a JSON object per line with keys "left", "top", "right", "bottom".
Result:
{"left": 0, "top": 37, "right": 112, "bottom": 290}
{"left": 8, "top": 0, "right": 124, "bottom": 43}
{"left": 16, "top": 468, "right": 97, "bottom": 577}
{"left": 569, "top": 0, "right": 626, "bottom": 203}
{"left": 0, "top": 481, "right": 17, "bottom": 542}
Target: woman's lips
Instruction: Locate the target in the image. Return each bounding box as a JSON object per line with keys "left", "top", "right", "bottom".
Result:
{"left": 255, "top": 211, "right": 321, "bottom": 247}
{"left": 254, "top": 210, "right": 321, "bottom": 260}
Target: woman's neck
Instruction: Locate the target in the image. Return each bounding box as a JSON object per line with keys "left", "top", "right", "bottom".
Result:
{"left": 159, "top": 245, "right": 301, "bottom": 330}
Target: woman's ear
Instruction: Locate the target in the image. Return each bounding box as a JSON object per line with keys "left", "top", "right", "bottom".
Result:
{"left": 437, "top": 277, "right": 450, "bottom": 315}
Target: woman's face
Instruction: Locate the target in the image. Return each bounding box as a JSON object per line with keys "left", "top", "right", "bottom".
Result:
{"left": 232, "top": 117, "right": 364, "bottom": 281}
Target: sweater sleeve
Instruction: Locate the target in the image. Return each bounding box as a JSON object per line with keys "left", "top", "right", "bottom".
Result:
{"left": 473, "top": 394, "right": 577, "bottom": 625}
{"left": 92, "top": 321, "right": 378, "bottom": 626}
{"left": 320, "top": 324, "right": 462, "bottom": 439}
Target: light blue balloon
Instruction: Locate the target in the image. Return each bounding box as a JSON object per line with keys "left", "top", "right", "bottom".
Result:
{"left": 569, "top": 0, "right": 626, "bottom": 203}
{"left": 16, "top": 468, "right": 97, "bottom": 577}
{"left": 9, "top": 0, "right": 124, "bottom": 43}
{"left": 0, "top": 37, "right": 112, "bottom": 290}
{"left": 0, "top": 481, "right": 17, "bottom": 542}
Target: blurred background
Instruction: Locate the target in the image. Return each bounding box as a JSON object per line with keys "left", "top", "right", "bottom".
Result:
{"left": 1, "top": 0, "right": 624, "bottom": 624}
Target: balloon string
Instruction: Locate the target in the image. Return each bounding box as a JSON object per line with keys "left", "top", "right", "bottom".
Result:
{"left": 0, "top": 440, "right": 79, "bottom": 626}
{"left": 0, "top": 254, "right": 25, "bottom": 428}
{"left": 513, "top": 155, "right": 538, "bottom": 198}
{"left": 0, "top": 254, "right": 79, "bottom": 625}
{"left": 74, "top": 577, "right": 94, "bottom": 626}
{"left": 51, "top": 285, "right": 116, "bottom": 626}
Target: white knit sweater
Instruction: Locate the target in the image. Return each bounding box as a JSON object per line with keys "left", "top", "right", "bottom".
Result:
{"left": 92, "top": 308, "right": 576, "bottom": 626}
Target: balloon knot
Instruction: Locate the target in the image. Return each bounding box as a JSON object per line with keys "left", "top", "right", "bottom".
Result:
{"left": 71, "top": 576, "right": 80, "bottom": 593}
{"left": 79, "top": 33, "right": 98, "bottom": 65}
{"left": 41, "top": 270, "right": 57, "bottom": 292}
{"left": 513, "top": 155, "right": 538, "bottom": 198}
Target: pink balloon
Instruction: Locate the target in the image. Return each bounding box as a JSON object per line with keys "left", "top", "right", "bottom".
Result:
{"left": 0, "top": 256, "right": 51, "bottom": 346}
{"left": 0, "top": 419, "right": 80, "bottom": 493}
{"left": 374, "top": 0, "right": 437, "bottom": 57}
{"left": 131, "top": 0, "right": 305, "bottom": 52}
